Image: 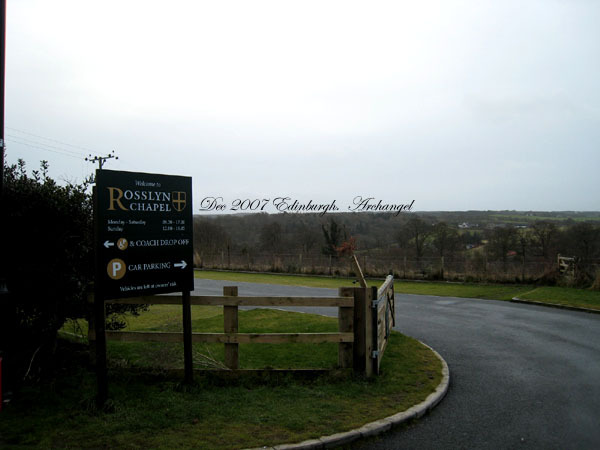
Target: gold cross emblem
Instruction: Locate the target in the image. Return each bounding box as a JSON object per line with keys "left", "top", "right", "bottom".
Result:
{"left": 172, "top": 191, "right": 187, "bottom": 212}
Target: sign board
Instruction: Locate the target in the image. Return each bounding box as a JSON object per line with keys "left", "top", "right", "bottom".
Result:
{"left": 95, "top": 169, "right": 193, "bottom": 300}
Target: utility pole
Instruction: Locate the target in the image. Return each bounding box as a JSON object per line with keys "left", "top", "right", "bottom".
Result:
{"left": 1, "top": 0, "right": 6, "bottom": 195}
{"left": 85, "top": 150, "right": 118, "bottom": 171}
{"left": 86, "top": 150, "right": 118, "bottom": 406}
{"left": 0, "top": 0, "right": 7, "bottom": 412}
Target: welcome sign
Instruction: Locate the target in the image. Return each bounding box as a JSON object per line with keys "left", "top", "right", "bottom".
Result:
{"left": 95, "top": 169, "right": 193, "bottom": 300}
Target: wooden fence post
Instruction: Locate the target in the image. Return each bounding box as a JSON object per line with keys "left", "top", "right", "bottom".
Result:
{"left": 352, "top": 287, "right": 374, "bottom": 376}
{"left": 338, "top": 287, "right": 354, "bottom": 369}
{"left": 391, "top": 279, "right": 396, "bottom": 326}
{"left": 370, "top": 286, "right": 378, "bottom": 376}
{"left": 182, "top": 290, "right": 193, "bottom": 384}
{"left": 223, "top": 286, "right": 239, "bottom": 370}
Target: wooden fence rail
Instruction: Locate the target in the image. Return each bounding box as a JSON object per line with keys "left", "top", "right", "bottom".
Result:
{"left": 92, "top": 287, "right": 355, "bottom": 373}
{"left": 103, "top": 331, "right": 354, "bottom": 344}
{"left": 91, "top": 279, "right": 396, "bottom": 403}
{"left": 105, "top": 295, "right": 354, "bottom": 307}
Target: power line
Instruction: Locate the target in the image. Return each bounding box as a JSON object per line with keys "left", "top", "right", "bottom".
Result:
{"left": 6, "top": 134, "right": 85, "bottom": 157}
{"left": 5, "top": 127, "right": 121, "bottom": 171}
{"left": 6, "top": 126, "right": 101, "bottom": 154}
{"left": 5, "top": 137, "right": 85, "bottom": 160}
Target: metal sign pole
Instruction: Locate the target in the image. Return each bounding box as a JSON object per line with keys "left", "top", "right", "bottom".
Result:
{"left": 182, "top": 290, "right": 193, "bottom": 384}
{"left": 94, "top": 291, "right": 108, "bottom": 406}
{"left": 93, "top": 183, "right": 108, "bottom": 406}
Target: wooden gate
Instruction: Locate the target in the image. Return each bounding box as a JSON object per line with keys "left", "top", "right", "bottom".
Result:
{"left": 372, "top": 275, "right": 395, "bottom": 375}
{"left": 558, "top": 254, "right": 576, "bottom": 277}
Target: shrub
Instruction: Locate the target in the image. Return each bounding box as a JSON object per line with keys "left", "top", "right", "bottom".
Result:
{"left": 0, "top": 160, "right": 142, "bottom": 389}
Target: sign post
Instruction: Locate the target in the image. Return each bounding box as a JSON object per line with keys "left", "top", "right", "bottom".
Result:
{"left": 94, "top": 169, "right": 194, "bottom": 404}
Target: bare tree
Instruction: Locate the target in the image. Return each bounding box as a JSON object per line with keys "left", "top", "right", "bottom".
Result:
{"left": 399, "top": 216, "right": 432, "bottom": 264}
{"left": 298, "top": 222, "right": 320, "bottom": 254}
{"left": 516, "top": 228, "right": 531, "bottom": 281}
{"left": 531, "top": 220, "right": 558, "bottom": 261}
{"left": 567, "top": 223, "right": 600, "bottom": 281}
{"left": 431, "top": 222, "right": 459, "bottom": 279}
{"left": 193, "top": 219, "right": 231, "bottom": 255}
{"left": 259, "top": 222, "right": 283, "bottom": 253}
{"left": 432, "top": 222, "right": 459, "bottom": 258}
{"left": 487, "top": 226, "right": 517, "bottom": 272}
{"left": 568, "top": 223, "right": 600, "bottom": 262}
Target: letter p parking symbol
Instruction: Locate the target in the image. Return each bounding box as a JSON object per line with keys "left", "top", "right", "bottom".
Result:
{"left": 107, "top": 258, "right": 126, "bottom": 280}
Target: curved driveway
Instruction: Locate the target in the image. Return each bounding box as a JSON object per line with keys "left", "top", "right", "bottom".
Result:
{"left": 192, "top": 279, "right": 600, "bottom": 449}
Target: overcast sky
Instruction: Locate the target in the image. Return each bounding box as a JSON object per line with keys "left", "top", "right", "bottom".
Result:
{"left": 5, "top": 0, "right": 600, "bottom": 212}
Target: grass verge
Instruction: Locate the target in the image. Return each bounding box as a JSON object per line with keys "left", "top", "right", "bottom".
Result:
{"left": 2, "top": 308, "right": 442, "bottom": 449}
{"left": 517, "top": 286, "right": 600, "bottom": 310}
{"left": 194, "top": 270, "right": 600, "bottom": 310}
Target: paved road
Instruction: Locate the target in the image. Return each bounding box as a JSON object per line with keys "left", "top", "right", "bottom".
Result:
{"left": 192, "top": 279, "right": 600, "bottom": 449}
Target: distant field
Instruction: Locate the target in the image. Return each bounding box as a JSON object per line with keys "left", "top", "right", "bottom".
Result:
{"left": 194, "top": 270, "right": 600, "bottom": 311}
{"left": 488, "top": 213, "right": 600, "bottom": 223}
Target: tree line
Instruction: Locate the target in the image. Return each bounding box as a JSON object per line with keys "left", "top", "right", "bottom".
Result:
{"left": 193, "top": 212, "right": 600, "bottom": 284}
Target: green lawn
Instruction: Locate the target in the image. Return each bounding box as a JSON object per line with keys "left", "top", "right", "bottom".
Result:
{"left": 2, "top": 308, "right": 443, "bottom": 449}
{"left": 194, "top": 269, "right": 375, "bottom": 289}
{"left": 517, "top": 286, "right": 600, "bottom": 310}
{"left": 195, "top": 270, "right": 600, "bottom": 311}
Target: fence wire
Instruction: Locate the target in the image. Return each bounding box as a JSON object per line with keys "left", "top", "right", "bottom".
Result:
{"left": 194, "top": 252, "right": 600, "bottom": 282}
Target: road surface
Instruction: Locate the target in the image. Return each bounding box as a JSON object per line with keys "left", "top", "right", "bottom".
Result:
{"left": 192, "top": 278, "right": 600, "bottom": 449}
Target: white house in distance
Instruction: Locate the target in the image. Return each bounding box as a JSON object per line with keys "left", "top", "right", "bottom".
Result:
{"left": 458, "top": 222, "right": 479, "bottom": 229}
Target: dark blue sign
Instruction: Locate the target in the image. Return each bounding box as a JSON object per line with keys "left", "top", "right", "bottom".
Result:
{"left": 95, "top": 169, "right": 193, "bottom": 300}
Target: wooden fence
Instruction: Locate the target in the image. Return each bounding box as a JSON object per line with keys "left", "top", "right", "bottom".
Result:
{"left": 90, "top": 287, "right": 356, "bottom": 373}
{"left": 194, "top": 251, "right": 568, "bottom": 282}
{"left": 91, "top": 278, "right": 395, "bottom": 401}
{"left": 373, "top": 275, "right": 395, "bottom": 374}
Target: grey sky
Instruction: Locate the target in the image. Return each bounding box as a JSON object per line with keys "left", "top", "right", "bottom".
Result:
{"left": 5, "top": 0, "right": 600, "bottom": 212}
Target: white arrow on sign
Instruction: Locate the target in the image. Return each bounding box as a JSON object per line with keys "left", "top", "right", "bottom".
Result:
{"left": 104, "top": 240, "right": 114, "bottom": 248}
{"left": 174, "top": 260, "right": 187, "bottom": 269}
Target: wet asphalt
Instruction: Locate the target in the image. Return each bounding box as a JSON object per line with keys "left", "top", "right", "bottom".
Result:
{"left": 192, "top": 278, "right": 600, "bottom": 450}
